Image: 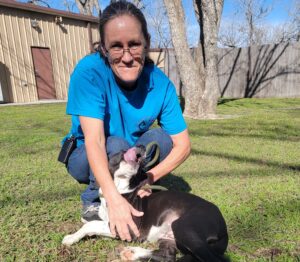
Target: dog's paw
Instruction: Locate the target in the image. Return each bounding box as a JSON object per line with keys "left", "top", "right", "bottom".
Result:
{"left": 62, "top": 234, "right": 76, "bottom": 246}
{"left": 120, "top": 247, "right": 135, "bottom": 261}
{"left": 120, "top": 247, "right": 152, "bottom": 261}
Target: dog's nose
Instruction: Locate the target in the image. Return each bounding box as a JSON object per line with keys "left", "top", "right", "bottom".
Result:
{"left": 135, "top": 145, "right": 146, "bottom": 157}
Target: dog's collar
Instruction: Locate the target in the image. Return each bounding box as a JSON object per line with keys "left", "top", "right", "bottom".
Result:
{"left": 140, "top": 184, "right": 168, "bottom": 191}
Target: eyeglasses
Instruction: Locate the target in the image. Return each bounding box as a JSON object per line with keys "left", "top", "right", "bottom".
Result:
{"left": 105, "top": 43, "right": 145, "bottom": 60}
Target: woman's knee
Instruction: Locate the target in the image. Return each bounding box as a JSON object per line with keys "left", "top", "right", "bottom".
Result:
{"left": 136, "top": 128, "right": 173, "bottom": 161}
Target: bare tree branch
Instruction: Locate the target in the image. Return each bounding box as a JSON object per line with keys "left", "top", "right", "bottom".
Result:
{"left": 75, "top": 0, "right": 100, "bottom": 16}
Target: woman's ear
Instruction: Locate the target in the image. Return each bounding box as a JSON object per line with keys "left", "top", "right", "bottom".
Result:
{"left": 143, "top": 36, "right": 150, "bottom": 60}
{"left": 100, "top": 44, "right": 107, "bottom": 57}
{"left": 146, "top": 35, "right": 151, "bottom": 50}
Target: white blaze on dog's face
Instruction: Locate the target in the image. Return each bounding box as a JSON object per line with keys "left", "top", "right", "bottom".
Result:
{"left": 112, "top": 146, "right": 145, "bottom": 194}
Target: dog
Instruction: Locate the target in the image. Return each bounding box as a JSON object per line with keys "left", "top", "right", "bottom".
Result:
{"left": 62, "top": 145, "right": 228, "bottom": 262}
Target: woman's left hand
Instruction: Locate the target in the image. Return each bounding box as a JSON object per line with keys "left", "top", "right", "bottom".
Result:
{"left": 137, "top": 188, "right": 152, "bottom": 198}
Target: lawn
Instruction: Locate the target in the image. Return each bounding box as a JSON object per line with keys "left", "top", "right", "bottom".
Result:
{"left": 0, "top": 98, "right": 299, "bottom": 261}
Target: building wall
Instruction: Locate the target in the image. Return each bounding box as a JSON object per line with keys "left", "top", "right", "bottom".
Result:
{"left": 0, "top": 5, "right": 99, "bottom": 103}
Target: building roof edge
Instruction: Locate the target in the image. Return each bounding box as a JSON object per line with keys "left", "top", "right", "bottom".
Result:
{"left": 0, "top": 0, "right": 99, "bottom": 23}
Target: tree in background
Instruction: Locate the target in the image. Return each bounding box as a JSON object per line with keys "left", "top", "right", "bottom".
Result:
{"left": 144, "top": 0, "right": 171, "bottom": 48}
{"left": 289, "top": 0, "right": 300, "bottom": 41}
{"left": 27, "top": 0, "right": 50, "bottom": 7}
{"left": 218, "top": 0, "right": 299, "bottom": 47}
{"left": 164, "top": 0, "right": 223, "bottom": 119}
{"left": 217, "top": 0, "right": 299, "bottom": 98}
{"left": 74, "top": 0, "right": 100, "bottom": 16}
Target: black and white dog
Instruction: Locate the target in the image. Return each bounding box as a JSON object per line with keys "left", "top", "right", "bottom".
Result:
{"left": 62, "top": 145, "right": 228, "bottom": 262}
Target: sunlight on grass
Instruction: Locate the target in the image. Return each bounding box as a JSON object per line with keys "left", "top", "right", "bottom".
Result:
{"left": 0, "top": 99, "right": 299, "bottom": 261}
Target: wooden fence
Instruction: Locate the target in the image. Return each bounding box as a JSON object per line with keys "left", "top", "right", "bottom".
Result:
{"left": 150, "top": 41, "right": 300, "bottom": 98}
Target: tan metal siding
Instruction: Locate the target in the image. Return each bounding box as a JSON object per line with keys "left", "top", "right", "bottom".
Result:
{"left": 0, "top": 6, "right": 99, "bottom": 103}
{"left": 1, "top": 9, "right": 18, "bottom": 102}
{"left": 0, "top": 12, "right": 12, "bottom": 102}
{"left": 20, "top": 15, "right": 37, "bottom": 102}
{"left": 91, "top": 25, "right": 100, "bottom": 46}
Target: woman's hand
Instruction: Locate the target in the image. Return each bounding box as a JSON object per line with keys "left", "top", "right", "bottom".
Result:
{"left": 137, "top": 188, "right": 152, "bottom": 198}
{"left": 107, "top": 195, "right": 143, "bottom": 241}
{"left": 80, "top": 117, "right": 143, "bottom": 241}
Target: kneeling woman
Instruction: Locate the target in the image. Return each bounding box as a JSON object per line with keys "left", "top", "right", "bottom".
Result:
{"left": 62, "top": 1, "right": 190, "bottom": 242}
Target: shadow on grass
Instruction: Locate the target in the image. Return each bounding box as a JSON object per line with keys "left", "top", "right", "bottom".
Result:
{"left": 159, "top": 173, "right": 192, "bottom": 192}
{"left": 192, "top": 148, "right": 300, "bottom": 172}
{"left": 218, "top": 98, "right": 240, "bottom": 105}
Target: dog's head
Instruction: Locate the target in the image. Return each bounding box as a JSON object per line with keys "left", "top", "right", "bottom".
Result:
{"left": 108, "top": 145, "right": 147, "bottom": 194}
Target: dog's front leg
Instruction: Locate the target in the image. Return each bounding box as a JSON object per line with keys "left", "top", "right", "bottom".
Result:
{"left": 62, "top": 220, "right": 112, "bottom": 246}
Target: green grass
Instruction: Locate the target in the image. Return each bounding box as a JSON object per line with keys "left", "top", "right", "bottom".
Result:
{"left": 0, "top": 98, "right": 299, "bottom": 261}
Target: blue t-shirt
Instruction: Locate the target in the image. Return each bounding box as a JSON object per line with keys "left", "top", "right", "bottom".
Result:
{"left": 65, "top": 52, "right": 187, "bottom": 147}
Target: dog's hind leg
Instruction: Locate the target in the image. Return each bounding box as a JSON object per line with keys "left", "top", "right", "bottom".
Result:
{"left": 62, "top": 220, "right": 112, "bottom": 246}
{"left": 150, "top": 239, "right": 177, "bottom": 262}
{"left": 172, "top": 210, "right": 228, "bottom": 262}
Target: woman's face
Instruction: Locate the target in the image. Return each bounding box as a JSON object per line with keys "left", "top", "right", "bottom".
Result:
{"left": 103, "top": 15, "right": 148, "bottom": 88}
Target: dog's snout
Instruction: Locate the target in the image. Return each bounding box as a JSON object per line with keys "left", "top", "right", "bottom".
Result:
{"left": 135, "top": 145, "right": 146, "bottom": 157}
{"left": 124, "top": 146, "right": 146, "bottom": 164}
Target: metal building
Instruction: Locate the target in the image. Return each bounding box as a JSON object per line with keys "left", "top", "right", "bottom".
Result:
{"left": 0, "top": 0, "right": 99, "bottom": 103}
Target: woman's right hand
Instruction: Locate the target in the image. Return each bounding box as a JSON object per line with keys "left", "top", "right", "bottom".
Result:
{"left": 107, "top": 194, "right": 143, "bottom": 241}
{"left": 79, "top": 117, "right": 143, "bottom": 241}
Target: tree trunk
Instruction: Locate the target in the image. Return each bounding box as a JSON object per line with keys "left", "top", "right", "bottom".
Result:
{"left": 75, "top": 0, "right": 86, "bottom": 14}
{"left": 164, "top": 0, "right": 223, "bottom": 119}
{"left": 195, "top": 0, "right": 223, "bottom": 117}
{"left": 163, "top": 0, "right": 205, "bottom": 118}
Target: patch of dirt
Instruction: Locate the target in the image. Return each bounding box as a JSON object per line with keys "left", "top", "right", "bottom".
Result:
{"left": 58, "top": 221, "right": 81, "bottom": 232}
{"left": 254, "top": 247, "right": 283, "bottom": 258}
{"left": 57, "top": 245, "right": 78, "bottom": 261}
{"left": 228, "top": 244, "right": 285, "bottom": 260}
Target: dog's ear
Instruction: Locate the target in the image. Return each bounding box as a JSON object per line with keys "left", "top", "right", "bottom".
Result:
{"left": 108, "top": 151, "right": 125, "bottom": 178}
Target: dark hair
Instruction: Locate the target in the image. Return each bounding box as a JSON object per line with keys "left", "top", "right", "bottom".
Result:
{"left": 98, "top": 0, "right": 153, "bottom": 64}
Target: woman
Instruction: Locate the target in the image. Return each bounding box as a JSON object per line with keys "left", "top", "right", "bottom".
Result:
{"left": 63, "top": 1, "right": 191, "bottom": 242}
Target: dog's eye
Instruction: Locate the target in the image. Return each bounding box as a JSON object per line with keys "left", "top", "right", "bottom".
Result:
{"left": 136, "top": 153, "right": 141, "bottom": 159}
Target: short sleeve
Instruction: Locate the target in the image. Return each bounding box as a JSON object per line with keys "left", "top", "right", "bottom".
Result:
{"left": 158, "top": 82, "right": 187, "bottom": 135}
{"left": 66, "top": 65, "right": 106, "bottom": 120}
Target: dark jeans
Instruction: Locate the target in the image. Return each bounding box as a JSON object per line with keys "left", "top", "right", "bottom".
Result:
{"left": 67, "top": 128, "right": 173, "bottom": 205}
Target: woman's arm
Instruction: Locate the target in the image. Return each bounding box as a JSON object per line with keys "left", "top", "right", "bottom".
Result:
{"left": 79, "top": 116, "right": 143, "bottom": 241}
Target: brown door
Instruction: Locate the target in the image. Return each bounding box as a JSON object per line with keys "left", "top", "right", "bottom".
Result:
{"left": 31, "top": 47, "right": 56, "bottom": 100}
